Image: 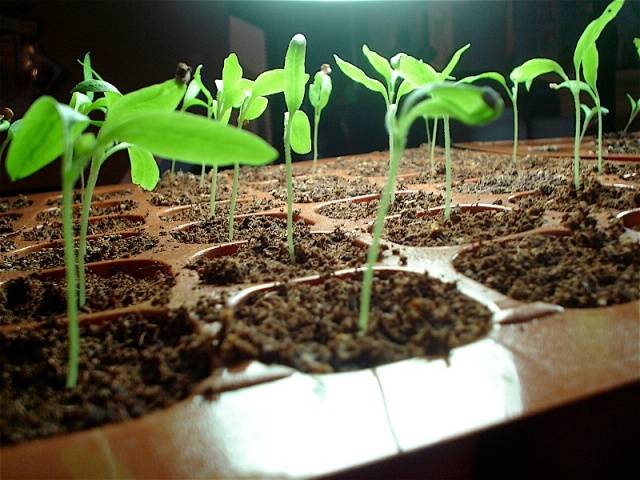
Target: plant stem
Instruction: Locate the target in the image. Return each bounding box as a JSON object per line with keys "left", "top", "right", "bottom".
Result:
{"left": 61, "top": 149, "right": 79, "bottom": 389}
{"left": 511, "top": 86, "right": 519, "bottom": 167}
{"left": 358, "top": 132, "right": 403, "bottom": 333}
{"left": 430, "top": 117, "right": 438, "bottom": 176}
{"left": 444, "top": 115, "right": 452, "bottom": 220}
{"left": 284, "top": 113, "right": 295, "bottom": 262}
{"left": 227, "top": 162, "right": 239, "bottom": 241}
{"left": 425, "top": 116, "right": 431, "bottom": 147}
{"left": 171, "top": 159, "right": 176, "bottom": 174}
{"left": 572, "top": 89, "right": 581, "bottom": 190}
{"left": 77, "top": 155, "right": 101, "bottom": 306}
{"left": 209, "top": 164, "right": 218, "bottom": 217}
{"left": 596, "top": 98, "right": 603, "bottom": 173}
{"left": 312, "top": 112, "right": 320, "bottom": 174}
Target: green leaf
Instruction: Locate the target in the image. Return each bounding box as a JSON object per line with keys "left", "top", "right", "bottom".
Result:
{"left": 81, "top": 52, "right": 95, "bottom": 102}
{"left": 573, "top": 0, "right": 624, "bottom": 74}
{"left": 580, "top": 103, "right": 592, "bottom": 119}
{"left": 441, "top": 43, "right": 471, "bottom": 78}
{"left": 182, "top": 97, "right": 209, "bottom": 111}
{"left": 362, "top": 44, "right": 393, "bottom": 85}
{"left": 290, "top": 110, "right": 311, "bottom": 154}
{"left": 0, "top": 120, "right": 9, "bottom": 133}
{"left": 510, "top": 58, "right": 568, "bottom": 90}
{"left": 634, "top": 38, "right": 640, "bottom": 58}
{"left": 183, "top": 65, "right": 203, "bottom": 105}
{"left": 284, "top": 34, "right": 308, "bottom": 112}
{"left": 70, "top": 133, "right": 96, "bottom": 180}
{"left": 98, "top": 110, "right": 278, "bottom": 168}
{"left": 83, "top": 97, "right": 109, "bottom": 115}
{"left": 70, "top": 92, "right": 91, "bottom": 112}
{"left": 192, "top": 65, "right": 214, "bottom": 107}
{"left": 309, "top": 71, "right": 332, "bottom": 110}
{"left": 395, "top": 54, "right": 440, "bottom": 86}
{"left": 220, "top": 53, "right": 244, "bottom": 110}
{"left": 458, "top": 72, "right": 510, "bottom": 97}
{"left": 244, "top": 96, "right": 268, "bottom": 121}
{"left": 582, "top": 43, "right": 599, "bottom": 92}
{"left": 627, "top": 94, "right": 637, "bottom": 112}
{"left": 549, "top": 79, "right": 595, "bottom": 99}
{"left": 395, "top": 79, "right": 416, "bottom": 102}
{"left": 71, "top": 79, "right": 121, "bottom": 95}
{"left": 399, "top": 82, "right": 504, "bottom": 134}
{"left": 254, "top": 69, "right": 285, "bottom": 97}
{"left": 104, "top": 78, "right": 187, "bottom": 129}
{"left": 334, "top": 54, "right": 388, "bottom": 104}
{"left": 6, "top": 97, "right": 88, "bottom": 181}
{"left": 128, "top": 146, "right": 159, "bottom": 190}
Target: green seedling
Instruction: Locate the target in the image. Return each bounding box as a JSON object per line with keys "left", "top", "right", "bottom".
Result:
{"left": 358, "top": 82, "right": 503, "bottom": 332}
{"left": 579, "top": 103, "right": 609, "bottom": 143}
{"left": 622, "top": 94, "right": 639, "bottom": 136}
{"left": 282, "top": 34, "right": 312, "bottom": 262}
{"left": 394, "top": 44, "right": 471, "bottom": 220}
{"left": 394, "top": 44, "right": 471, "bottom": 175}
{"left": 229, "top": 65, "right": 285, "bottom": 241}
{"left": 6, "top": 80, "right": 277, "bottom": 390}
{"left": 510, "top": 0, "right": 623, "bottom": 189}
{"left": 308, "top": 63, "right": 332, "bottom": 173}
{"left": 0, "top": 108, "right": 18, "bottom": 187}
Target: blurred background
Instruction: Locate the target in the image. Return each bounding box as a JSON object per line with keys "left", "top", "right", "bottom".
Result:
{"left": 1, "top": 0, "right": 639, "bottom": 193}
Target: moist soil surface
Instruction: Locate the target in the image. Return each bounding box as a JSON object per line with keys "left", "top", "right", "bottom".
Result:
{"left": 0, "top": 270, "right": 175, "bottom": 325}
{"left": 46, "top": 189, "right": 131, "bottom": 206}
{"left": 0, "top": 233, "right": 159, "bottom": 272}
{"left": 170, "top": 214, "right": 308, "bottom": 245}
{"left": 36, "top": 200, "right": 139, "bottom": 221}
{"left": 150, "top": 171, "right": 241, "bottom": 206}
{"left": 0, "top": 195, "right": 33, "bottom": 212}
{"left": 0, "top": 311, "right": 213, "bottom": 445}
{"left": 383, "top": 206, "right": 545, "bottom": 247}
{"left": 189, "top": 229, "right": 368, "bottom": 285}
{"left": 453, "top": 220, "right": 640, "bottom": 308}
{"left": 0, "top": 238, "right": 15, "bottom": 253}
{"left": 269, "top": 175, "right": 377, "bottom": 203}
{"left": 0, "top": 214, "right": 20, "bottom": 234}
{"left": 160, "top": 198, "right": 280, "bottom": 223}
{"left": 22, "top": 216, "right": 144, "bottom": 242}
{"left": 317, "top": 191, "right": 443, "bottom": 221}
{"left": 216, "top": 272, "right": 492, "bottom": 373}
{"left": 604, "top": 132, "right": 640, "bottom": 155}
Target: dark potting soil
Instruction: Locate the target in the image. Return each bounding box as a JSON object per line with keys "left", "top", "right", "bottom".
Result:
{"left": 170, "top": 214, "right": 308, "bottom": 245}
{"left": 189, "top": 229, "right": 368, "bottom": 285}
{"left": 160, "top": 198, "right": 280, "bottom": 223}
{"left": 269, "top": 175, "right": 377, "bottom": 203}
{"left": 36, "top": 200, "right": 139, "bottom": 222}
{"left": 316, "top": 191, "right": 444, "bottom": 221}
{"left": 22, "top": 216, "right": 144, "bottom": 242}
{"left": 601, "top": 160, "right": 640, "bottom": 182}
{"left": 0, "top": 195, "right": 32, "bottom": 212}
{"left": 0, "top": 213, "right": 20, "bottom": 234}
{"left": 0, "top": 238, "right": 15, "bottom": 253}
{"left": 46, "top": 189, "right": 132, "bottom": 206}
{"left": 453, "top": 222, "right": 640, "bottom": 308}
{"left": 457, "top": 170, "right": 569, "bottom": 195}
{"left": 604, "top": 132, "right": 640, "bottom": 155}
{"left": 217, "top": 272, "right": 492, "bottom": 373}
{"left": 150, "top": 170, "right": 243, "bottom": 206}
{"left": 0, "top": 310, "right": 213, "bottom": 445}
{"left": 383, "top": 206, "right": 545, "bottom": 247}
{"left": 0, "top": 233, "right": 158, "bottom": 272}
{"left": 515, "top": 178, "right": 639, "bottom": 213}
{"left": 0, "top": 270, "right": 175, "bottom": 325}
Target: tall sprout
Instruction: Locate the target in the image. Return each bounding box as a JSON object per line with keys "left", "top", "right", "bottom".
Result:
{"left": 358, "top": 83, "right": 504, "bottom": 332}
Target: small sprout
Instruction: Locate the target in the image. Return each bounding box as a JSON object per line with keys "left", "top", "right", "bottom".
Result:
{"left": 622, "top": 94, "right": 639, "bottom": 136}
{"left": 309, "top": 63, "right": 332, "bottom": 173}
{"left": 175, "top": 62, "right": 192, "bottom": 84}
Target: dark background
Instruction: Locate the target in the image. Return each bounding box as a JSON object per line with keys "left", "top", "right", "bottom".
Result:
{"left": 1, "top": 0, "right": 639, "bottom": 193}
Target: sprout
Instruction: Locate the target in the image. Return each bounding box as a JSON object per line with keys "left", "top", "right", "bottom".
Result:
{"left": 358, "top": 82, "right": 503, "bottom": 332}
{"left": 309, "top": 64, "right": 333, "bottom": 174}
{"left": 579, "top": 103, "right": 609, "bottom": 143}
{"left": 4, "top": 77, "right": 277, "bottom": 388}
{"left": 282, "top": 33, "right": 312, "bottom": 262}
{"left": 622, "top": 94, "right": 639, "bottom": 137}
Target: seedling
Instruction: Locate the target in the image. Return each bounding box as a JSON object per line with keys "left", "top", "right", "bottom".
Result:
{"left": 358, "top": 82, "right": 503, "bottom": 332}
{"left": 580, "top": 103, "right": 609, "bottom": 143}
{"left": 393, "top": 44, "right": 470, "bottom": 175}
{"left": 394, "top": 44, "right": 471, "bottom": 219}
{"left": 510, "top": 0, "right": 623, "bottom": 188}
{"left": 5, "top": 79, "right": 277, "bottom": 389}
{"left": 308, "top": 63, "right": 332, "bottom": 173}
{"left": 229, "top": 64, "right": 285, "bottom": 241}
{"left": 282, "top": 33, "right": 312, "bottom": 262}
{"left": 622, "top": 94, "right": 639, "bottom": 136}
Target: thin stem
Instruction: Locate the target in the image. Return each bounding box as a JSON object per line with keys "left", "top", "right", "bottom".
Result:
{"left": 595, "top": 97, "right": 603, "bottom": 173}
{"left": 444, "top": 115, "right": 452, "bottom": 220}
{"left": 511, "top": 86, "right": 519, "bottom": 167}
{"left": 62, "top": 150, "right": 79, "bottom": 389}
{"left": 77, "top": 155, "right": 101, "bottom": 306}
{"left": 209, "top": 164, "right": 218, "bottom": 217}
{"left": 284, "top": 113, "right": 295, "bottom": 262}
{"left": 312, "top": 111, "right": 320, "bottom": 174}
{"left": 80, "top": 169, "right": 85, "bottom": 197}
{"left": 171, "top": 159, "right": 176, "bottom": 174}
{"left": 425, "top": 116, "right": 431, "bottom": 147}
{"left": 580, "top": 113, "right": 591, "bottom": 143}
{"left": 572, "top": 89, "right": 581, "bottom": 190}
{"left": 430, "top": 117, "right": 438, "bottom": 176}
{"left": 227, "top": 162, "right": 239, "bottom": 241}
{"left": 358, "top": 132, "right": 403, "bottom": 333}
